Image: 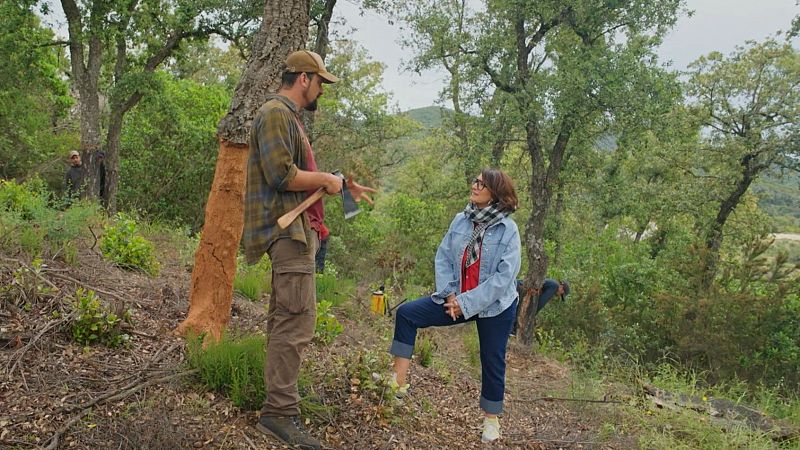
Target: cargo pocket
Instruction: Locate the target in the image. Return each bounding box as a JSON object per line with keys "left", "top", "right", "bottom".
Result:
{"left": 272, "top": 262, "right": 316, "bottom": 315}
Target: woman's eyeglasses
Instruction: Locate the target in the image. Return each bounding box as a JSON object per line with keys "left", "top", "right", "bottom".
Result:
{"left": 471, "top": 178, "right": 486, "bottom": 190}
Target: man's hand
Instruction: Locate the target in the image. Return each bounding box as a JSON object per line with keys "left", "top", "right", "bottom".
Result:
{"left": 322, "top": 172, "right": 343, "bottom": 195}
{"left": 346, "top": 174, "right": 377, "bottom": 205}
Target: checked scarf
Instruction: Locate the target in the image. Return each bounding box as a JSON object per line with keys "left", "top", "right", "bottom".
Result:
{"left": 463, "top": 203, "right": 509, "bottom": 268}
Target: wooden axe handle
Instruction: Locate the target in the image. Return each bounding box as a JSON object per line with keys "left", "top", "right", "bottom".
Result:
{"left": 277, "top": 187, "right": 327, "bottom": 229}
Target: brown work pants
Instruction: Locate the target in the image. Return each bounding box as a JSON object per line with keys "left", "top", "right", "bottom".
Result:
{"left": 261, "top": 233, "right": 318, "bottom": 417}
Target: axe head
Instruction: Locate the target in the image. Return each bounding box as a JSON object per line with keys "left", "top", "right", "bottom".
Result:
{"left": 332, "top": 171, "right": 361, "bottom": 220}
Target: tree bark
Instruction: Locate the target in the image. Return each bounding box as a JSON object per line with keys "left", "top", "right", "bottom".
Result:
{"left": 700, "top": 156, "right": 760, "bottom": 290}
{"left": 304, "top": 0, "right": 337, "bottom": 140}
{"left": 177, "top": 0, "right": 312, "bottom": 341}
{"left": 62, "top": 0, "right": 102, "bottom": 198}
{"left": 517, "top": 121, "right": 571, "bottom": 346}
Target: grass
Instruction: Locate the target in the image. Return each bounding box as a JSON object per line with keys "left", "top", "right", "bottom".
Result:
{"left": 531, "top": 335, "right": 800, "bottom": 449}
{"left": 415, "top": 331, "right": 437, "bottom": 368}
{"left": 233, "top": 255, "right": 271, "bottom": 301}
{"left": 186, "top": 333, "right": 266, "bottom": 410}
{"left": 316, "top": 265, "right": 353, "bottom": 306}
{"left": 461, "top": 324, "right": 480, "bottom": 369}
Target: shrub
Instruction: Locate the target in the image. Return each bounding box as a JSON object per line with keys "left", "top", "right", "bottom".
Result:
{"left": 99, "top": 213, "right": 160, "bottom": 276}
{"left": 234, "top": 255, "right": 271, "bottom": 301}
{"left": 0, "top": 178, "right": 99, "bottom": 257}
{"left": 1, "top": 258, "right": 55, "bottom": 309}
{"left": 70, "top": 288, "right": 131, "bottom": 347}
{"left": 315, "top": 300, "right": 343, "bottom": 345}
{"left": 186, "top": 333, "right": 266, "bottom": 410}
{"left": 415, "top": 332, "right": 437, "bottom": 368}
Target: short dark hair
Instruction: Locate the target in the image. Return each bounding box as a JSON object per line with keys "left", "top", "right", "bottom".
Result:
{"left": 281, "top": 71, "right": 316, "bottom": 88}
{"left": 480, "top": 168, "right": 518, "bottom": 213}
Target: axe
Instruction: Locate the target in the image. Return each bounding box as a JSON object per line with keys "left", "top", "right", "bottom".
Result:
{"left": 276, "top": 171, "right": 361, "bottom": 229}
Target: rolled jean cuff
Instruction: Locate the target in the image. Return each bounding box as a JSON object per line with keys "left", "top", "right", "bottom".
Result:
{"left": 389, "top": 340, "right": 414, "bottom": 359}
{"left": 480, "top": 396, "right": 504, "bottom": 415}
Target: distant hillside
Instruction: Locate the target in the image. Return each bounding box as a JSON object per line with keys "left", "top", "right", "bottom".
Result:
{"left": 402, "top": 106, "right": 451, "bottom": 129}
{"left": 754, "top": 170, "right": 800, "bottom": 232}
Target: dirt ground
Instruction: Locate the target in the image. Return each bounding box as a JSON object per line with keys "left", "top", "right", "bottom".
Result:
{"left": 0, "top": 245, "right": 629, "bottom": 450}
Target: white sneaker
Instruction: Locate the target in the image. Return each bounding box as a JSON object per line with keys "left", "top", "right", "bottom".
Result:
{"left": 481, "top": 416, "right": 500, "bottom": 443}
{"left": 388, "top": 372, "right": 410, "bottom": 399}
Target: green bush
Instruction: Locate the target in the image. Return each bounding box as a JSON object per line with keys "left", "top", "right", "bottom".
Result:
{"left": 1, "top": 258, "right": 55, "bottom": 309}
{"left": 315, "top": 300, "right": 343, "bottom": 345}
{"left": 99, "top": 213, "right": 160, "bottom": 276}
{"left": 0, "top": 178, "right": 99, "bottom": 257}
{"left": 70, "top": 288, "right": 131, "bottom": 347}
{"left": 186, "top": 333, "right": 266, "bottom": 409}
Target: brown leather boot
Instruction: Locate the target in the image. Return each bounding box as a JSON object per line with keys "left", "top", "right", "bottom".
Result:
{"left": 256, "top": 415, "right": 321, "bottom": 450}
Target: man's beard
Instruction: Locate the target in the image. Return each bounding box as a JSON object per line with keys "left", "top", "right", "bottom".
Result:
{"left": 304, "top": 98, "right": 318, "bottom": 112}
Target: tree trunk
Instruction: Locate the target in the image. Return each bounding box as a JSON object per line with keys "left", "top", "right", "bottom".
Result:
{"left": 517, "top": 121, "right": 571, "bottom": 346}
{"left": 176, "top": 0, "right": 312, "bottom": 341}
{"left": 63, "top": 0, "right": 103, "bottom": 199}
{"left": 104, "top": 109, "right": 125, "bottom": 212}
{"left": 700, "top": 160, "right": 759, "bottom": 290}
{"left": 304, "top": 0, "right": 337, "bottom": 140}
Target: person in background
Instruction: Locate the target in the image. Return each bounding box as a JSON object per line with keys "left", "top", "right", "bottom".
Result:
{"left": 387, "top": 168, "right": 520, "bottom": 443}
{"left": 520, "top": 278, "right": 570, "bottom": 315}
{"left": 65, "top": 150, "right": 85, "bottom": 201}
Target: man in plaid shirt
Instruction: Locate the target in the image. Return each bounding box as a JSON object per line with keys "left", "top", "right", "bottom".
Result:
{"left": 245, "top": 50, "right": 374, "bottom": 450}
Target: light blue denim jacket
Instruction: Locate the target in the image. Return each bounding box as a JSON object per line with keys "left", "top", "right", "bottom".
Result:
{"left": 430, "top": 212, "right": 521, "bottom": 319}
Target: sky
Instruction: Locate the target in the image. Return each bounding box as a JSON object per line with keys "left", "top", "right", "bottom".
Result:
{"left": 333, "top": 0, "right": 799, "bottom": 112}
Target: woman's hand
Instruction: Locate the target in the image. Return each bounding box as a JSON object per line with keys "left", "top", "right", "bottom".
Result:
{"left": 444, "top": 294, "right": 462, "bottom": 321}
{"left": 346, "top": 174, "right": 377, "bottom": 205}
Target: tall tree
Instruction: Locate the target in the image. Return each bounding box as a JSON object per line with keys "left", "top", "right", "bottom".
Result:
{"left": 59, "top": 0, "right": 259, "bottom": 210}
{"left": 686, "top": 40, "right": 800, "bottom": 289}
{"left": 401, "top": 0, "right": 684, "bottom": 345}
{"left": 0, "top": 0, "right": 73, "bottom": 180}
{"left": 177, "top": 0, "right": 311, "bottom": 341}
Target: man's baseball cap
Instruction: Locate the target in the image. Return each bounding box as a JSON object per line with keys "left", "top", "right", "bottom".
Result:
{"left": 285, "top": 50, "right": 339, "bottom": 84}
{"left": 68, "top": 150, "right": 79, "bottom": 158}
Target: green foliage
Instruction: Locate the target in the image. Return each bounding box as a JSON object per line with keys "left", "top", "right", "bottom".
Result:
{"left": 344, "top": 349, "right": 397, "bottom": 408}
{"left": 315, "top": 264, "right": 353, "bottom": 307}
{"left": 0, "top": 0, "right": 74, "bottom": 181}
{"left": 1, "top": 258, "right": 55, "bottom": 309}
{"left": 234, "top": 255, "right": 271, "bottom": 302}
{"left": 186, "top": 333, "right": 266, "bottom": 410}
{"left": 99, "top": 213, "right": 161, "bottom": 276}
{"left": 0, "top": 179, "right": 99, "bottom": 258}
{"left": 314, "top": 300, "right": 343, "bottom": 345}
{"left": 461, "top": 324, "right": 480, "bottom": 369}
{"left": 70, "top": 288, "right": 131, "bottom": 348}
{"left": 118, "top": 76, "right": 229, "bottom": 229}
{"left": 754, "top": 172, "right": 800, "bottom": 233}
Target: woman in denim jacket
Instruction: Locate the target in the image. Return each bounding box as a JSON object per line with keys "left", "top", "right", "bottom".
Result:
{"left": 388, "top": 168, "right": 521, "bottom": 443}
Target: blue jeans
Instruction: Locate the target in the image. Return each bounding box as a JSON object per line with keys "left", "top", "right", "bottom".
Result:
{"left": 390, "top": 296, "right": 518, "bottom": 415}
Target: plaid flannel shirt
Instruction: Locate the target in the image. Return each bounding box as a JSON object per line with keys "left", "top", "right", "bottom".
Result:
{"left": 243, "top": 94, "right": 312, "bottom": 265}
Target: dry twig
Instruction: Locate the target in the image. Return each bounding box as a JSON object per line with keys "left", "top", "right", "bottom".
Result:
{"left": 43, "top": 368, "right": 199, "bottom": 450}
{"left": 5, "top": 317, "right": 68, "bottom": 375}
{"left": 513, "top": 396, "right": 622, "bottom": 404}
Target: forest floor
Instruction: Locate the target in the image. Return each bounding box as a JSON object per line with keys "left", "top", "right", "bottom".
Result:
{"left": 0, "top": 232, "right": 775, "bottom": 449}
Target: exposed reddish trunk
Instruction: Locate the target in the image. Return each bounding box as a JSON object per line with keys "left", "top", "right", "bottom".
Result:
{"left": 175, "top": 140, "right": 249, "bottom": 341}
{"left": 177, "top": 0, "right": 311, "bottom": 342}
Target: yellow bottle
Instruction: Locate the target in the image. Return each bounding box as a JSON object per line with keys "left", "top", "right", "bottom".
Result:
{"left": 370, "top": 285, "right": 386, "bottom": 315}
